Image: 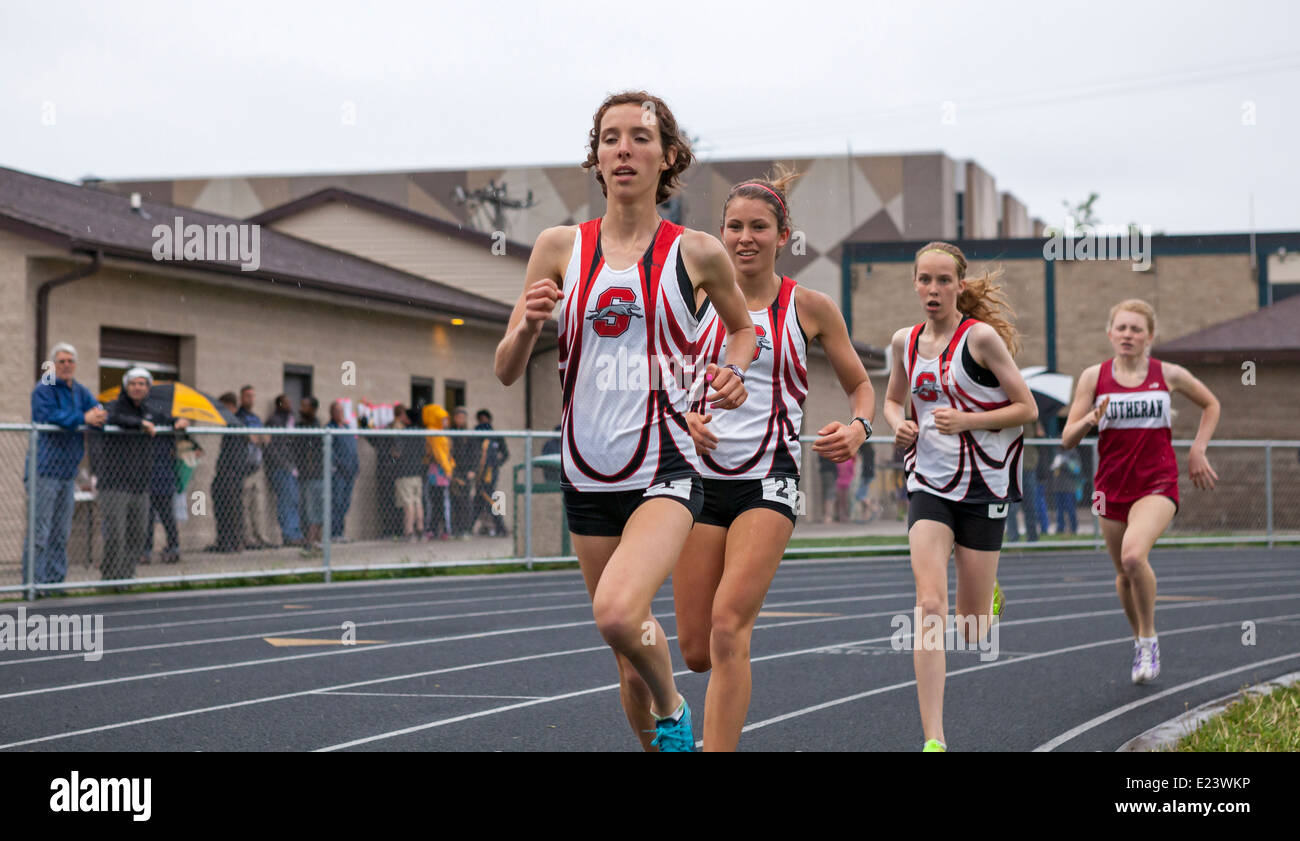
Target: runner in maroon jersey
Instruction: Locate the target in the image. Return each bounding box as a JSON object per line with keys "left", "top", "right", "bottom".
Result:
{"left": 494, "top": 91, "right": 755, "bottom": 751}
{"left": 1061, "top": 299, "right": 1220, "bottom": 684}
{"left": 673, "top": 165, "right": 876, "bottom": 751}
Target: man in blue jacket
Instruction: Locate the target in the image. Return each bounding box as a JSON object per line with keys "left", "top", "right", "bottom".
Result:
{"left": 25, "top": 343, "right": 106, "bottom": 587}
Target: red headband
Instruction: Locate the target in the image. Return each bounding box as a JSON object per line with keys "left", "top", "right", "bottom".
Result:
{"left": 735, "top": 183, "right": 787, "bottom": 217}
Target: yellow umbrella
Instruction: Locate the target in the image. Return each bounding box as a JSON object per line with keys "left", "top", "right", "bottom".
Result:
{"left": 98, "top": 381, "right": 237, "bottom": 426}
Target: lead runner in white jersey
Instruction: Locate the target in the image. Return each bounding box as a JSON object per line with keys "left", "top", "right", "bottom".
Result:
{"left": 883, "top": 241, "right": 1038, "bottom": 752}
{"left": 494, "top": 91, "right": 755, "bottom": 752}
{"left": 673, "top": 167, "right": 876, "bottom": 751}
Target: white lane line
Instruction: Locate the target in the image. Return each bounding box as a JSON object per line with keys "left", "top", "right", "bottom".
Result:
{"left": 313, "top": 596, "right": 1300, "bottom": 751}
{"left": 10, "top": 566, "right": 1291, "bottom": 671}
{"left": 26, "top": 575, "right": 587, "bottom": 619}
{"left": 3, "top": 570, "right": 1293, "bottom": 682}
{"left": 10, "top": 562, "right": 1290, "bottom": 645}
{"left": 740, "top": 613, "right": 1300, "bottom": 737}
{"left": 0, "top": 572, "right": 905, "bottom": 642}
{"left": 0, "top": 619, "right": 595, "bottom": 701}
{"left": 5, "top": 594, "right": 1296, "bottom": 751}
{"left": 0, "top": 609, "right": 893, "bottom": 750}
{"left": 317, "top": 692, "right": 547, "bottom": 700}
{"left": 1033, "top": 651, "right": 1300, "bottom": 752}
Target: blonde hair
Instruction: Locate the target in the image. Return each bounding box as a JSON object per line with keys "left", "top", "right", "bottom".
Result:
{"left": 1107, "top": 299, "right": 1157, "bottom": 339}
{"left": 914, "top": 241, "right": 1021, "bottom": 356}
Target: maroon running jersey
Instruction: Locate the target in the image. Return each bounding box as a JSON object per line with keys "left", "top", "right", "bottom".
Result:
{"left": 1093, "top": 357, "right": 1179, "bottom": 505}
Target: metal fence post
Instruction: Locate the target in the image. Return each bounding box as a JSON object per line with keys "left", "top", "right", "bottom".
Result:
{"left": 1265, "top": 443, "right": 1273, "bottom": 549}
{"left": 322, "top": 428, "right": 332, "bottom": 583}
{"left": 524, "top": 430, "right": 533, "bottom": 571}
{"left": 25, "top": 424, "right": 39, "bottom": 601}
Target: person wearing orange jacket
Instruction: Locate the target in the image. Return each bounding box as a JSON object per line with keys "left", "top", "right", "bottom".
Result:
{"left": 422, "top": 404, "right": 455, "bottom": 540}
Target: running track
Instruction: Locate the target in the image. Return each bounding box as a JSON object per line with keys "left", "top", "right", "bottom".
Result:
{"left": 1, "top": 547, "right": 1297, "bottom": 752}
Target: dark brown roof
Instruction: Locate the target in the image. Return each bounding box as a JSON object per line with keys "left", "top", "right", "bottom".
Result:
{"left": 0, "top": 166, "right": 518, "bottom": 324}
{"left": 1154, "top": 294, "right": 1300, "bottom": 363}
{"left": 247, "top": 187, "right": 535, "bottom": 257}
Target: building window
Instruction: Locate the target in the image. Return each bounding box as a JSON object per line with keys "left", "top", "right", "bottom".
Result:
{"left": 283, "top": 364, "right": 313, "bottom": 409}
{"left": 411, "top": 376, "right": 434, "bottom": 410}
{"left": 444, "top": 380, "right": 466, "bottom": 413}
{"left": 99, "top": 327, "right": 180, "bottom": 394}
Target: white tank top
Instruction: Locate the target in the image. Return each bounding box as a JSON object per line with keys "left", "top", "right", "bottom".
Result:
{"left": 556, "top": 218, "right": 701, "bottom": 492}
{"left": 902, "top": 317, "right": 1023, "bottom": 503}
{"left": 691, "top": 276, "right": 806, "bottom": 479}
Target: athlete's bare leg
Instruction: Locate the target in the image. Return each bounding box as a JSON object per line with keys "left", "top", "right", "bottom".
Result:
{"left": 582, "top": 498, "right": 697, "bottom": 748}
{"left": 953, "top": 544, "right": 999, "bottom": 643}
{"left": 672, "top": 523, "right": 728, "bottom": 673}
{"left": 1116, "top": 495, "right": 1176, "bottom": 638}
{"left": 573, "top": 533, "right": 657, "bottom": 748}
{"left": 909, "top": 518, "right": 955, "bottom": 746}
{"left": 701, "top": 509, "right": 793, "bottom": 751}
{"left": 1099, "top": 515, "right": 1139, "bottom": 637}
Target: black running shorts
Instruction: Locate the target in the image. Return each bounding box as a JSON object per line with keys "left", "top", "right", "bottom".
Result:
{"left": 563, "top": 476, "right": 704, "bottom": 537}
{"left": 907, "top": 491, "right": 1008, "bottom": 551}
{"left": 697, "top": 477, "right": 800, "bottom": 528}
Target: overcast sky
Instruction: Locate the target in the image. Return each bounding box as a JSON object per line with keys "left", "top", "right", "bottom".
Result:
{"left": 3, "top": 0, "right": 1297, "bottom": 234}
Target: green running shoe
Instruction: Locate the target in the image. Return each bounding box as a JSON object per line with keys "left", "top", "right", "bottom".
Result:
{"left": 923, "top": 739, "right": 947, "bottom": 752}
{"left": 991, "top": 580, "right": 1005, "bottom": 626}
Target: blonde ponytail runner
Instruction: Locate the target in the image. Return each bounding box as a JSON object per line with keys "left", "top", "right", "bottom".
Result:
{"left": 722, "top": 163, "right": 803, "bottom": 249}
{"left": 914, "top": 241, "right": 1022, "bottom": 357}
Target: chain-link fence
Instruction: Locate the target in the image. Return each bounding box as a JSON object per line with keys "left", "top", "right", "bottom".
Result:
{"left": 3, "top": 424, "right": 1297, "bottom": 597}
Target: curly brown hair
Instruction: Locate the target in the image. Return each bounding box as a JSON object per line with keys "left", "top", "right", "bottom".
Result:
{"left": 582, "top": 91, "right": 693, "bottom": 205}
{"left": 915, "top": 241, "right": 1021, "bottom": 356}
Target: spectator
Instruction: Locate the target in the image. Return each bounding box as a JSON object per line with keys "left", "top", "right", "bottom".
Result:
{"left": 540, "top": 423, "right": 562, "bottom": 484}
{"left": 1006, "top": 423, "right": 1041, "bottom": 543}
{"left": 24, "top": 342, "right": 106, "bottom": 589}
{"left": 362, "top": 403, "right": 404, "bottom": 538}
{"left": 472, "top": 409, "right": 509, "bottom": 537}
{"left": 143, "top": 395, "right": 187, "bottom": 565}
{"left": 264, "top": 394, "right": 303, "bottom": 547}
{"left": 422, "top": 404, "right": 454, "bottom": 540}
{"left": 391, "top": 408, "right": 426, "bottom": 541}
{"left": 1049, "top": 447, "right": 1082, "bottom": 535}
{"left": 296, "top": 396, "right": 324, "bottom": 553}
{"left": 236, "top": 385, "right": 272, "bottom": 550}
{"left": 96, "top": 368, "right": 180, "bottom": 582}
{"left": 207, "top": 393, "right": 246, "bottom": 553}
{"left": 327, "top": 400, "right": 358, "bottom": 542}
{"left": 854, "top": 444, "right": 877, "bottom": 522}
{"left": 817, "top": 451, "right": 838, "bottom": 524}
{"left": 835, "top": 453, "right": 855, "bottom": 523}
{"left": 449, "top": 406, "right": 477, "bottom": 538}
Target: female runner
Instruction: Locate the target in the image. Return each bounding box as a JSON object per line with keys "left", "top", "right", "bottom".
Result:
{"left": 883, "top": 242, "right": 1038, "bottom": 752}
{"left": 1061, "top": 299, "right": 1219, "bottom": 684}
{"left": 674, "top": 167, "right": 876, "bottom": 751}
{"left": 494, "top": 91, "right": 755, "bottom": 751}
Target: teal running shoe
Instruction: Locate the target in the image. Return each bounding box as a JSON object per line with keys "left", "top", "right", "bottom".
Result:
{"left": 650, "top": 698, "right": 695, "bottom": 752}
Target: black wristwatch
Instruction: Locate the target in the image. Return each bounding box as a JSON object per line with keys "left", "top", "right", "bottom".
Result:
{"left": 852, "top": 416, "right": 873, "bottom": 440}
{"left": 723, "top": 363, "right": 745, "bottom": 384}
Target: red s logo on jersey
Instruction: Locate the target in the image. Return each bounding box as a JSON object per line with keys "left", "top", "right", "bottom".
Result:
{"left": 586, "top": 287, "right": 643, "bottom": 338}
{"left": 753, "top": 324, "right": 772, "bottom": 361}
{"left": 914, "top": 372, "right": 939, "bottom": 402}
